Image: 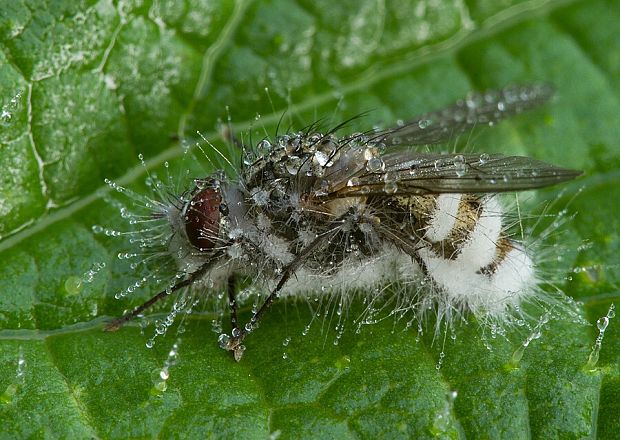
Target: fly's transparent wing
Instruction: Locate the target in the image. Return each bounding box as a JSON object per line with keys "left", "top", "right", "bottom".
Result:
{"left": 375, "top": 84, "right": 554, "bottom": 147}
{"left": 320, "top": 151, "right": 581, "bottom": 198}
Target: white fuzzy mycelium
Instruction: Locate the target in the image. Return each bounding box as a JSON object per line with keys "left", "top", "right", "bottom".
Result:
{"left": 416, "top": 194, "right": 536, "bottom": 320}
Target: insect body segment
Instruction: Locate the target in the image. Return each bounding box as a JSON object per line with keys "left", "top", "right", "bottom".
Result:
{"left": 105, "top": 84, "right": 581, "bottom": 361}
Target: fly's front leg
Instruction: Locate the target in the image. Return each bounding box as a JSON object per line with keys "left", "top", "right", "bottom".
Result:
{"left": 105, "top": 258, "right": 216, "bottom": 331}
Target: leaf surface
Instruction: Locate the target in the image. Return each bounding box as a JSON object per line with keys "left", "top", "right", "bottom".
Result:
{"left": 1, "top": 0, "right": 619, "bottom": 438}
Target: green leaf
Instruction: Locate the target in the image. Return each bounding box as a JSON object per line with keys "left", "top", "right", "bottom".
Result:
{"left": 1, "top": 0, "right": 618, "bottom": 438}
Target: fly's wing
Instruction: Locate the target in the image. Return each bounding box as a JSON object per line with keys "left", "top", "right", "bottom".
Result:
{"left": 318, "top": 151, "right": 582, "bottom": 198}
{"left": 375, "top": 84, "right": 554, "bottom": 147}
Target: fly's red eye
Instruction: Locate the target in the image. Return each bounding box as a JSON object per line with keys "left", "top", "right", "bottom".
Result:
{"left": 185, "top": 187, "right": 221, "bottom": 251}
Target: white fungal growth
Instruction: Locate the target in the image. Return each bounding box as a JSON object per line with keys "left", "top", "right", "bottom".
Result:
{"left": 425, "top": 194, "right": 461, "bottom": 242}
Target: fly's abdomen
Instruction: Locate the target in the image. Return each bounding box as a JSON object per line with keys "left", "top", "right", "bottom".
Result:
{"left": 415, "top": 194, "right": 536, "bottom": 316}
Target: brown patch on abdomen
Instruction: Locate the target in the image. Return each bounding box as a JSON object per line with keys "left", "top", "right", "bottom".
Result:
{"left": 477, "top": 235, "right": 515, "bottom": 276}
{"left": 428, "top": 195, "right": 483, "bottom": 259}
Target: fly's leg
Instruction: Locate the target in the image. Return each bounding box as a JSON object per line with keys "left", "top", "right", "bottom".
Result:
{"left": 221, "top": 232, "right": 328, "bottom": 361}
{"left": 105, "top": 257, "right": 217, "bottom": 331}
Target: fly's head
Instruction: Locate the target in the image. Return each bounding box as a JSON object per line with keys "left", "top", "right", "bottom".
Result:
{"left": 182, "top": 177, "right": 227, "bottom": 252}
{"left": 166, "top": 173, "right": 233, "bottom": 271}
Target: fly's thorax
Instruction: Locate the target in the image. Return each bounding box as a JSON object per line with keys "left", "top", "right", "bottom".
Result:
{"left": 245, "top": 132, "right": 338, "bottom": 185}
{"left": 244, "top": 132, "right": 380, "bottom": 201}
{"left": 319, "top": 196, "right": 368, "bottom": 218}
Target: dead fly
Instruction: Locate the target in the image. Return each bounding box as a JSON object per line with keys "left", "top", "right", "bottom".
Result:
{"left": 102, "top": 84, "right": 581, "bottom": 361}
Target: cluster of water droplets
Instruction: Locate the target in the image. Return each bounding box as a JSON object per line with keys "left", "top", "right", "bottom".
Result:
{"left": 150, "top": 340, "right": 181, "bottom": 396}
{"left": 281, "top": 336, "right": 291, "bottom": 360}
{"left": 461, "top": 85, "right": 547, "bottom": 124}
{"left": 217, "top": 326, "right": 247, "bottom": 359}
{"left": 91, "top": 154, "right": 193, "bottom": 308}
{"left": 1, "top": 89, "right": 22, "bottom": 126}
{"left": 387, "top": 84, "right": 553, "bottom": 150}
{"left": 507, "top": 312, "right": 550, "bottom": 368}
{"left": 0, "top": 347, "right": 26, "bottom": 405}
{"left": 115, "top": 276, "right": 148, "bottom": 300}
{"left": 145, "top": 292, "right": 196, "bottom": 349}
{"left": 452, "top": 154, "right": 467, "bottom": 177}
{"left": 64, "top": 262, "right": 107, "bottom": 296}
{"left": 247, "top": 131, "right": 344, "bottom": 181}
{"left": 585, "top": 303, "right": 615, "bottom": 371}
{"left": 566, "top": 264, "right": 601, "bottom": 283}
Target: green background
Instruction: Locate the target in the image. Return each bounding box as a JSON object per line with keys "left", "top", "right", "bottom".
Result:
{"left": 1, "top": 0, "right": 619, "bottom": 438}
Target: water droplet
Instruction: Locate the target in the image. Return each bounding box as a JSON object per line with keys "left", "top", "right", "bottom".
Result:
{"left": 64, "top": 276, "right": 83, "bottom": 296}
{"left": 1, "top": 109, "right": 12, "bottom": 123}
{"left": 453, "top": 155, "right": 467, "bottom": 177}
{"left": 159, "top": 368, "right": 170, "bottom": 381}
{"left": 384, "top": 181, "right": 398, "bottom": 194}
{"left": 347, "top": 177, "right": 360, "bottom": 187}
{"left": 363, "top": 147, "right": 378, "bottom": 161}
{"left": 366, "top": 157, "right": 385, "bottom": 173}
{"left": 314, "top": 151, "right": 330, "bottom": 167}
{"left": 479, "top": 153, "right": 490, "bottom": 164}
{"left": 586, "top": 304, "right": 614, "bottom": 370}
{"left": 418, "top": 119, "right": 431, "bottom": 129}
{"left": 285, "top": 156, "right": 301, "bottom": 175}
{"left": 218, "top": 333, "right": 230, "bottom": 349}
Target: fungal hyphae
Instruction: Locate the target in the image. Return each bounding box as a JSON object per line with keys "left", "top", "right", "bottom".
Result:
{"left": 94, "top": 84, "right": 583, "bottom": 362}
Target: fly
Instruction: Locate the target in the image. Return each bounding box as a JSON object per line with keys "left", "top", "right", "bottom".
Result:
{"left": 103, "top": 83, "right": 581, "bottom": 361}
